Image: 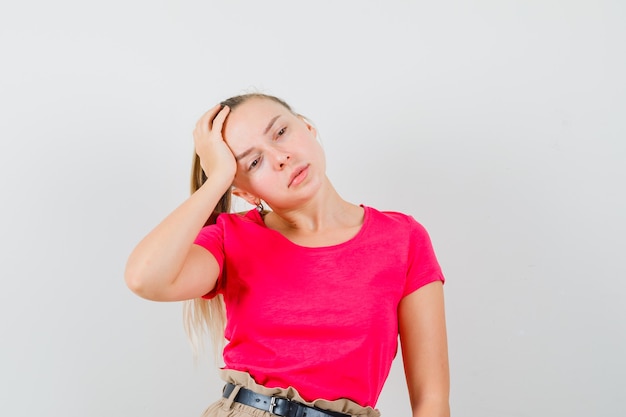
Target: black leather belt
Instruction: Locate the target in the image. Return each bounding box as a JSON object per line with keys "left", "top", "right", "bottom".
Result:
{"left": 223, "top": 383, "right": 351, "bottom": 417}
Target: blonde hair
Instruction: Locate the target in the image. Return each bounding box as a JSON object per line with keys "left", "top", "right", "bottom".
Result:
{"left": 182, "top": 93, "right": 294, "bottom": 358}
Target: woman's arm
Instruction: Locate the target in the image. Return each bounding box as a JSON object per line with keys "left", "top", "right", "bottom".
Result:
{"left": 124, "top": 178, "right": 228, "bottom": 301}
{"left": 398, "top": 280, "right": 450, "bottom": 417}
{"left": 124, "top": 105, "right": 235, "bottom": 301}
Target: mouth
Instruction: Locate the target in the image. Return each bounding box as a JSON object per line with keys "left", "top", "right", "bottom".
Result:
{"left": 288, "top": 165, "right": 309, "bottom": 188}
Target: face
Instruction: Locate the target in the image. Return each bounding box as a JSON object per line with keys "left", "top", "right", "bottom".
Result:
{"left": 223, "top": 98, "right": 326, "bottom": 210}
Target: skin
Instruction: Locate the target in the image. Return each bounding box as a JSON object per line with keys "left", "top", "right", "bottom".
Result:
{"left": 124, "top": 98, "right": 450, "bottom": 416}
{"left": 224, "top": 98, "right": 364, "bottom": 246}
{"left": 399, "top": 281, "right": 450, "bottom": 417}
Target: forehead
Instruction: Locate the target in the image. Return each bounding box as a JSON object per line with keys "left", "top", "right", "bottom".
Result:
{"left": 223, "top": 98, "right": 290, "bottom": 145}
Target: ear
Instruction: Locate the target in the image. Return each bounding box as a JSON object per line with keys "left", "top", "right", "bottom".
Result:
{"left": 232, "top": 187, "right": 260, "bottom": 207}
{"left": 298, "top": 115, "right": 317, "bottom": 137}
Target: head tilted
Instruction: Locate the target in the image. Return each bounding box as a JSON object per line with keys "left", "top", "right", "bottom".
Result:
{"left": 191, "top": 93, "right": 296, "bottom": 224}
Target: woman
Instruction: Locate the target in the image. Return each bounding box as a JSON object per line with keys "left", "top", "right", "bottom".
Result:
{"left": 125, "top": 93, "right": 449, "bottom": 417}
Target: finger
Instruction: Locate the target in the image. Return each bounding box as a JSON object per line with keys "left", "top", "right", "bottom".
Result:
{"left": 195, "top": 104, "right": 222, "bottom": 132}
{"left": 210, "top": 106, "right": 230, "bottom": 133}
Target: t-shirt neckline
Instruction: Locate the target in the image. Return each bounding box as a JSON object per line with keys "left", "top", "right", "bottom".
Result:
{"left": 248, "top": 205, "right": 370, "bottom": 250}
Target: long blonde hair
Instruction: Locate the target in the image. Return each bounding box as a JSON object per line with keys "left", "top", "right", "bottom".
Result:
{"left": 182, "top": 93, "right": 294, "bottom": 357}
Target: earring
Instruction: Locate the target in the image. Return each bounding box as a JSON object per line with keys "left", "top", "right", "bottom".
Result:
{"left": 256, "top": 201, "right": 264, "bottom": 213}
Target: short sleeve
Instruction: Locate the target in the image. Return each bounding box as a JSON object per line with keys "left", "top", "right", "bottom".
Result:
{"left": 193, "top": 218, "right": 226, "bottom": 299}
{"left": 403, "top": 217, "right": 445, "bottom": 297}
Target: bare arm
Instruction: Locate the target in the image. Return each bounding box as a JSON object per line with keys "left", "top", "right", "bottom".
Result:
{"left": 398, "top": 280, "right": 450, "bottom": 417}
{"left": 124, "top": 105, "right": 235, "bottom": 301}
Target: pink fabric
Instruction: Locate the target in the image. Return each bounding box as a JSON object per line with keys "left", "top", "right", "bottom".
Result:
{"left": 194, "top": 206, "right": 444, "bottom": 407}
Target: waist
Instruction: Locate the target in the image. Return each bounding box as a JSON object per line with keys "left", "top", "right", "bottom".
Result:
{"left": 223, "top": 383, "right": 350, "bottom": 417}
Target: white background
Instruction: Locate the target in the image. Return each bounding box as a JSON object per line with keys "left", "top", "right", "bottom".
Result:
{"left": 1, "top": 1, "right": 625, "bottom": 416}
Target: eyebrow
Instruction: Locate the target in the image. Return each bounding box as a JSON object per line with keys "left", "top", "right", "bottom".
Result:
{"left": 264, "top": 115, "right": 281, "bottom": 134}
{"left": 235, "top": 148, "right": 253, "bottom": 161}
{"left": 235, "top": 115, "right": 281, "bottom": 161}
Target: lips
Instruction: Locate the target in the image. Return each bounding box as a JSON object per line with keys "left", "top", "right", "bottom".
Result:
{"left": 288, "top": 165, "right": 309, "bottom": 187}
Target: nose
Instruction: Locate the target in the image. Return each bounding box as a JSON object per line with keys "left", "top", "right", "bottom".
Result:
{"left": 275, "top": 153, "right": 290, "bottom": 169}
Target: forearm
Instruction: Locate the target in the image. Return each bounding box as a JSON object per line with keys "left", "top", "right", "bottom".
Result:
{"left": 124, "top": 176, "right": 230, "bottom": 296}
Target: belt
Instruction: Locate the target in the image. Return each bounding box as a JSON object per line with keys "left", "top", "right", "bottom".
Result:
{"left": 223, "top": 383, "right": 351, "bottom": 417}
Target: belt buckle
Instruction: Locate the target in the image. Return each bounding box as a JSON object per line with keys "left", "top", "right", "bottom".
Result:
{"left": 268, "top": 395, "right": 292, "bottom": 416}
{"left": 268, "top": 396, "right": 278, "bottom": 414}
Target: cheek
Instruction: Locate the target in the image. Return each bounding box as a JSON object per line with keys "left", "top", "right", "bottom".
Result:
{"left": 249, "top": 173, "right": 272, "bottom": 190}
{"left": 233, "top": 172, "right": 258, "bottom": 194}
{"left": 235, "top": 171, "right": 272, "bottom": 193}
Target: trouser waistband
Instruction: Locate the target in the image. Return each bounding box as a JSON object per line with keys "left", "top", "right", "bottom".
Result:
{"left": 223, "top": 383, "right": 350, "bottom": 417}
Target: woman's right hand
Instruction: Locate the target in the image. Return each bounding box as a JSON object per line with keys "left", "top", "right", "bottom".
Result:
{"left": 193, "top": 104, "right": 236, "bottom": 184}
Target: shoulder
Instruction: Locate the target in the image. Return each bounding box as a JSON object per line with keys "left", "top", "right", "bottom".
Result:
{"left": 197, "top": 209, "right": 262, "bottom": 240}
{"left": 364, "top": 206, "right": 427, "bottom": 234}
{"left": 215, "top": 209, "right": 263, "bottom": 227}
{"left": 363, "top": 206, "right": 437, "bottom": 255}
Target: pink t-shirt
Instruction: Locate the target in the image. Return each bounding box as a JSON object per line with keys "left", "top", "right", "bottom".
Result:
{"left": 194, "top": 206, "right": 444, "bottom": 407}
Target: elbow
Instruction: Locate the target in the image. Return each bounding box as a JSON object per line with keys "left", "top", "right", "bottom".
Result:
{"left": 124, "top": 262, "right": 155, "bottom": 299}
{"left": 412, "top": 400, "right": 450, "bottom": 417}
{"left": 410, "top": 394, "right": 450, "bottom": 417}
{"left": 124, "top": 260, "right": 178, "bottom": 301}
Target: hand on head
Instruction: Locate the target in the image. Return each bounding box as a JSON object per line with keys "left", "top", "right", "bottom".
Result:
{"left": 193, "top": 104, "right": 237, "bottom": 185}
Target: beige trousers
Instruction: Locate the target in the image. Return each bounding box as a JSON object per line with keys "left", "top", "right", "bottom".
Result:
{"left": 200, "top": 369, "right": 380, "bottom": 417}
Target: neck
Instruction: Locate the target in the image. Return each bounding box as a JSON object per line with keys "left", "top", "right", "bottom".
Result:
{"left": 266, "top": 178, "right": 361, "bottom": 233}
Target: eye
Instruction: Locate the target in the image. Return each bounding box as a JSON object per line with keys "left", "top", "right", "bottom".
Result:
{"left": 249, "top": 157, "right": 260, "bottom": 170}
{"left": 277, "top": 127, "right": 287, "bottom": 137}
